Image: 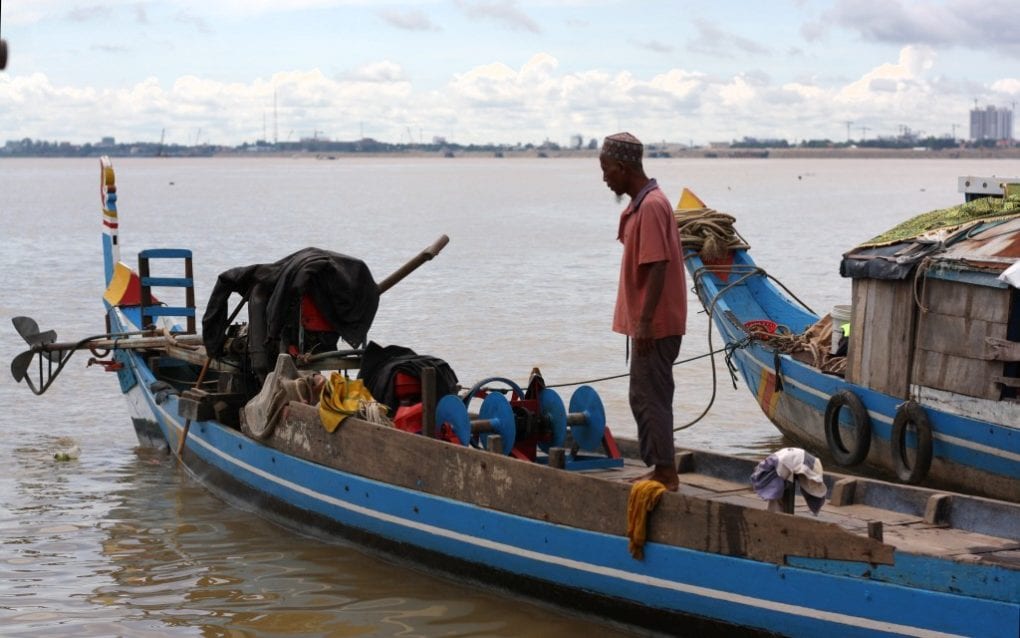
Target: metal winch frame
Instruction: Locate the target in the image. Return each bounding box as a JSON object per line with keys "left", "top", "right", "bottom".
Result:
{"left": 433, "top": 370, "right": 623, "bottom": 470}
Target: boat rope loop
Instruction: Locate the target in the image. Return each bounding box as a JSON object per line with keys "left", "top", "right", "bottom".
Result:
{"left": 692, "top": 263, "right": 844, "bottom": 376}
{"left": 674, "top": 207, "right": 751, "bottom": 261}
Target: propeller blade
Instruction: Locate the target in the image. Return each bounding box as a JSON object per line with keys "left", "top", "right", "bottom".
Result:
{"left": 10, "top": 350, "right": 35, "bottom": 383}
{"left": 12, "top": 316, "right": 60, "bottom": 361}
{"left": 13, "top": 316, "right": 57, "bottom": 347}
{"left": 13, "top": 316, "right": 40, "bottom": 342}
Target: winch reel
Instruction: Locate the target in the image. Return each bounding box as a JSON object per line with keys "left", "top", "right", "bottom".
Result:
{"left": 435, "top": 392, "right": 517, "bottom": 454}
{"left": 539, "top": 385, "right": 606, "bottom": 452}
{"left": 434, "top": 374, "right": 610, "bottom": 459}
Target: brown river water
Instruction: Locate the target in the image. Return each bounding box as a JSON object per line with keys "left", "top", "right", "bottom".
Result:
{"left": 2, "top": 156, "right": 1017, "bottom": 636}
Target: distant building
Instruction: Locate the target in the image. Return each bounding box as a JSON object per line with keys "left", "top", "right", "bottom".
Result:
{"left": 970, "top": 105, "right": 1013, "bottom": 141}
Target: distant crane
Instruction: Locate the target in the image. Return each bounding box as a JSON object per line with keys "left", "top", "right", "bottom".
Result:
{"left": 844, "top": 120, "right": 853, "bottom": 142}
{"left": 157, "top": 128, "right": 166, "bottom": 157}
{"left": 859, "top": 125, "right": 870, "bottom": 141}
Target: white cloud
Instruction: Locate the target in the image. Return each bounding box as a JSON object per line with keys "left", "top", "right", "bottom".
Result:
{"left": 991, "top": 79, "right": 1020, "bottom": 95}
{"left": 344, "top": 61, "right": 408, "bottom": 83}
{"left": 717, "top": 76, "right": 757, "bottom": 107}
{"left": 838, "top": 45, "right": 935, "bottom": 103}
{"left": 0, "top": 44, "right": 1013, "bottom": 147}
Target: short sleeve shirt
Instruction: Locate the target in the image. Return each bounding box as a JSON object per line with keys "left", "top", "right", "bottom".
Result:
{"left": 612, "top": 180, "right": 688, "bottom": 338}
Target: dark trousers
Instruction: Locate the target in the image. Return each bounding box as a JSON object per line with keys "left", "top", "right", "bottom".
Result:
{"left": 629, "top": 335, "right": 682, "bottom": 467}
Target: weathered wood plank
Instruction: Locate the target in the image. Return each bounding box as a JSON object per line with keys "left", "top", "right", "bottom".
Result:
{"left": 848, "top": 278, "right": 916, "bottom": 397}
{"left": 921, "top": 278, "right": 1010, "bottom": 323}
{"left": 913, "top": 348, "right": 1002, "bottom": 400}
{"left": 270, "top": 402, "right": 894, "bottom": 566}
{"left": 915, "top": 312, "right": 1007, "bottom": 359}
{"left": 847, "top": 279, "right": 867, "bottom": 383}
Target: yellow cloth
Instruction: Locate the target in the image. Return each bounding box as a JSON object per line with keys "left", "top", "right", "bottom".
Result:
{"left": 626, "top": 479, "right": 668, "bottom": 560}
{"left": 319, "top": 372, "right": 375, "bottom": 433}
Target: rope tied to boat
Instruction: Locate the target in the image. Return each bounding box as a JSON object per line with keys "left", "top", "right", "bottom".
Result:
{"left": 756, "top": 328, "right": 847, "bottom": 376}
{"left": 674, "top": 207, "right": 750, "bottom": 261}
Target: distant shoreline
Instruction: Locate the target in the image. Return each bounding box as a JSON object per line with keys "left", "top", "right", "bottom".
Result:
{"left": 210, "top": 147, "right": 1020, "bottom": 160}
{"left": 4, "top": 146, "right": 1019, "bottom": 160}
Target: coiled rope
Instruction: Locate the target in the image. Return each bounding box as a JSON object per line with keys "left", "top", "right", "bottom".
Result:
{"left": 674, "top": 207, "right": 750, "bottom": 262}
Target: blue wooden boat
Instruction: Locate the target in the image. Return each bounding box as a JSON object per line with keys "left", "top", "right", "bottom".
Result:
{"left": 10, "top": 159, "right": 1020, "bottom": 637}
{"left": 678, "top": 180, "right": 1020, "bottom": 504}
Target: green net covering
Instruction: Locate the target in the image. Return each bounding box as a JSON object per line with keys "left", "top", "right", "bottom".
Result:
{"left": 862, "top": 193, "right": 1020, "bottom": 247}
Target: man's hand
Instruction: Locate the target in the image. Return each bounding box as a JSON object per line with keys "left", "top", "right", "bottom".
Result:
{"left": 634, "top": 260, "right": 666, "bottom": 357}
{"left": 634, "top": 318, "right": 654, "bottom": 356}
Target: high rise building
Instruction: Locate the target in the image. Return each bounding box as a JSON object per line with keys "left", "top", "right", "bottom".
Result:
{"left": 970, "top": 105, "right": 1014, "bottom": 141}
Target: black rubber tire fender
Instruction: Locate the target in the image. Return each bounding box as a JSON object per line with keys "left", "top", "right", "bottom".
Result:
{"left": 890, "top": 400, "right": 934, "bottom": 484}
{"left": 823, "top": 389, "right": 872, "bottom": 466}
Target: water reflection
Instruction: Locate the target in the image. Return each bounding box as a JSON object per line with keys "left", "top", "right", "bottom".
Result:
{"left": 85, "top": 450, "right": 636, "bottom": 638}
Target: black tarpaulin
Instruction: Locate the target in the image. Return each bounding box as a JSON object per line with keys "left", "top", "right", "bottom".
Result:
{"left": 202, "top": 247, "right": 379, "bottom": 357}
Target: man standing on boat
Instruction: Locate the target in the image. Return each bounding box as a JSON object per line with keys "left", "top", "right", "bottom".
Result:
{"left": 600, "top": 132, "right": 687, "bottom": 491}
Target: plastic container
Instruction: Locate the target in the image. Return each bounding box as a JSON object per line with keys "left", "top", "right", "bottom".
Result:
{"left": 831, "top": 304, "right": 852, "bottom": 354}
{"left": 393, "top": 371, "right": 421, "bottom": 402}
{"left": 394, "top": 403, "right": 423, "bottom": 433}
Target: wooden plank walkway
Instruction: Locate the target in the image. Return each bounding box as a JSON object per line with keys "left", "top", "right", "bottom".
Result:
{"left": 588, "top": 457, "right": 1020, "bottom": 567}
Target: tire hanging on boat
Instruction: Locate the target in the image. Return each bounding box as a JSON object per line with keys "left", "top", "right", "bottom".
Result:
{"left": 823, "top": 389, "right": 871, "bottom": 466}
{"left": 890, "top": 400, "right": 933, "bottom": 484}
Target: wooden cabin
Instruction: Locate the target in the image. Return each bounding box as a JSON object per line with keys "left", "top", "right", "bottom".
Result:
{"left": 843, "top": 178, "right": 1020, "bottom": 404}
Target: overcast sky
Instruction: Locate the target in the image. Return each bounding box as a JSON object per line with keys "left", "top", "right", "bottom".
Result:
{"left": 1, "top": 0, "right": 1018, "bottom": 147}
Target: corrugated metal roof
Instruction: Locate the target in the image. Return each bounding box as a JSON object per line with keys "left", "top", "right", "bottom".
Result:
{"left": 934, "top": 216, "right": 1020, "bottom": 271}
{"left": 842, "top": 213, "right": 1020, "bottom": 280}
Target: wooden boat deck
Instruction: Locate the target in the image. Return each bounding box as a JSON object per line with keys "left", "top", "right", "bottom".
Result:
{"left": 163, "top": 343, "right": 1016, "bottom": 570}
{"left": 581, "top": 455, "right": 1020, "bottom": 568}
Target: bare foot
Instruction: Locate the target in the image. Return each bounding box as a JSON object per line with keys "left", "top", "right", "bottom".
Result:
{"left": 628, "top": 467, "right": 679, "bottom": 491}
{"left": 650, "top": 465, "right": 680, "bottom": 492}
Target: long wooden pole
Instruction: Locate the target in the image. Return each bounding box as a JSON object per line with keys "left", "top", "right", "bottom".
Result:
{"left": 377, "top": 235, "right": 449, "bottom": 294}
{"left": 36, "top": 333, "right": 205, "bottom": 354}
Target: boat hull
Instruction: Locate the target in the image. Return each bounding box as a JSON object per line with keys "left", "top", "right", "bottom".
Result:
{"left": 108, "top": 307, "right": 1020, "bottom": 638}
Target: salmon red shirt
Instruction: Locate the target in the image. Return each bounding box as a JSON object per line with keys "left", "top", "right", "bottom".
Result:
{"left": 613, "top": 179, "right": 688, "bottom": 338}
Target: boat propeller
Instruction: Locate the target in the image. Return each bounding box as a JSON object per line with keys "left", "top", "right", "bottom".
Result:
{"left": 9, "top": 316, "right": 189, "bottom": 395}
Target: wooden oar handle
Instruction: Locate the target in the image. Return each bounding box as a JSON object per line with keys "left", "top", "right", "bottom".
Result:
{"left": 377, "top": 234, "right": 450, "bottom": 294}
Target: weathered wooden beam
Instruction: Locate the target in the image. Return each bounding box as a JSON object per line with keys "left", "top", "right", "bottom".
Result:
{"left": 421, "top": 367, "right": 436, "bottom": 438}
{"left": 274, "top": 402, "right": 895, "bottom": 566}
{"left": 548, "top": 447, "right": 566, "bottom": 469}
{"left": 924, "top": 494, "right": 953, "bottom": 525}
{"left": 829, "top": 478, "right": 858, "bottom": 506}
{"left": 486, "top": 434, "right": 503, "bottom": 454}
{"left": 675, "top": 451, "right": 696, "bottom": 474}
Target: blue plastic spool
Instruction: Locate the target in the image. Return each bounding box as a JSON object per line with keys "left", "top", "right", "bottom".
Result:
{"left": 538, "top": 388, "right": 568, "bottom": 451}
{"left": 434, "top": 392, "right": 516, "bottom": 455}
{"left": 567, "top": 385, "right": 606, "bottom": 451}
